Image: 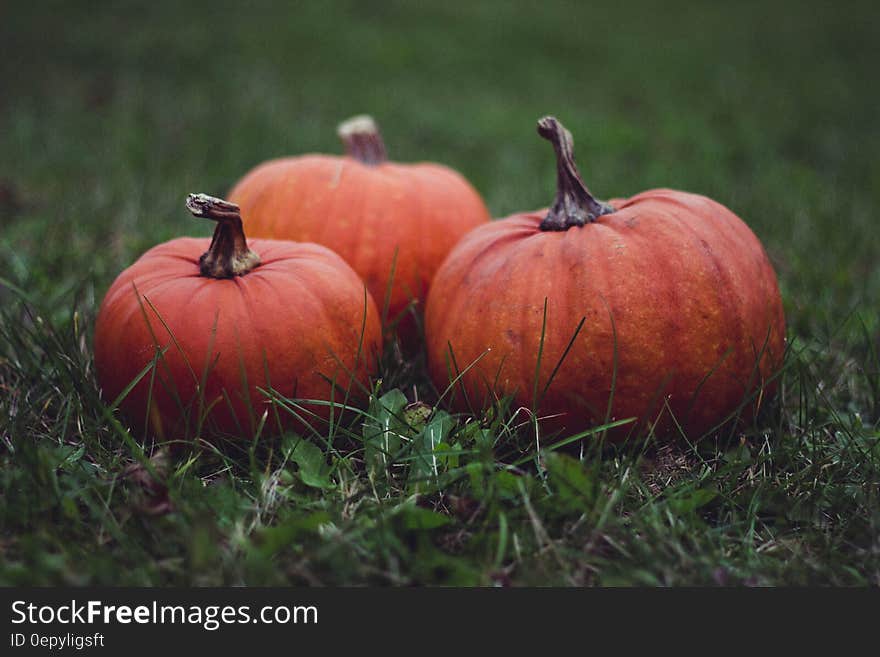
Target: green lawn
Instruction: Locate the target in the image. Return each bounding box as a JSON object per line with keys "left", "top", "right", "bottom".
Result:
{"left": 1, "top": 0, "right": 878, "bottom": 585}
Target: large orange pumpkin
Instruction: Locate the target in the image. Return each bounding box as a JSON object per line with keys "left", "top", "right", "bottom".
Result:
{"left": 425, "top": 117, "right": 786, "bottom": 441}
{"left": 94, "top": 194, "right": 382, "bottom": 439}
{"left": 227, "top": 115, "right": 491, "bottom": 344}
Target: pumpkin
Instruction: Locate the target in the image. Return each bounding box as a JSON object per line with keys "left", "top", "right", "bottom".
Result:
{"left": 94, "top": 194, "right": 382, "bottom": 439}
{"left": 227, "top": 115, "right": 491, "bottom": 345}
{"left": 425, "top": 117, "right": 785, "bottom": 440}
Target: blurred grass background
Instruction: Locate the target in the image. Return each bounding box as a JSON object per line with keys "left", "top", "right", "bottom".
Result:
{"left": 3, "top": 0, "right": 878, "bottom": 333}
{"left": 1, "top": 0, "right": 879, "bottom": 585}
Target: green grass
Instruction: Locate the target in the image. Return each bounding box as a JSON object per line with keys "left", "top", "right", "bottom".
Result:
{"left": 1, "top": 0, "right": 879, "bottom": 586}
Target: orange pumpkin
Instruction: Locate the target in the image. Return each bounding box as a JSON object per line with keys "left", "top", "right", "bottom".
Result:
{"left": 227, "top": 115, "right": 491, "bottom": 344}
{"left": 425, "top": 117, "right": 786, "bottom": 440}
{"left": 94, "top": 194, "right": 382, "bottom": 439}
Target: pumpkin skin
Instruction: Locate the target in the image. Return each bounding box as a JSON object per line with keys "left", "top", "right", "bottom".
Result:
{"left": 425, "top": 118, "right": 785, "bottom": 440}
{"left": 94, "top": 195, "right": 382, "bottom": 439}
{"left": 227, "top": 116, "right": 491, "bottom": 344}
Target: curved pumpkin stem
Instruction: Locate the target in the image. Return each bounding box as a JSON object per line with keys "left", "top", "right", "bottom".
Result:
{"left": 338, "top": 115, "right": 387, "bottom": 165}
{"left": 537, "top": 116, "right": 614, "bottom": 231}
{"left": 186, "top": 193, "right": 261, "bottom": 278}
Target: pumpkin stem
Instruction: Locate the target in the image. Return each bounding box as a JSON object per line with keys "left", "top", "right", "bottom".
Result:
{"left": 537, "top": 116, "right": 614, "bottom": 231}
{"left": 186, "top": 193, "right": 261, "bottom": 278}
{"left": 337, "top": 115, "right": 388, "bottom": 165}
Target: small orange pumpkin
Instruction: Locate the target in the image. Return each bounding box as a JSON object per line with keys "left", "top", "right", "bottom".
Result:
{"left": 94, "top": 194, "right": 382, "bottom": 439}
{"left": 425, "top": 117, "right": 786, "bottom": 440}
{"left": 227, "top": 116, "right": 491, "bottom": 344}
